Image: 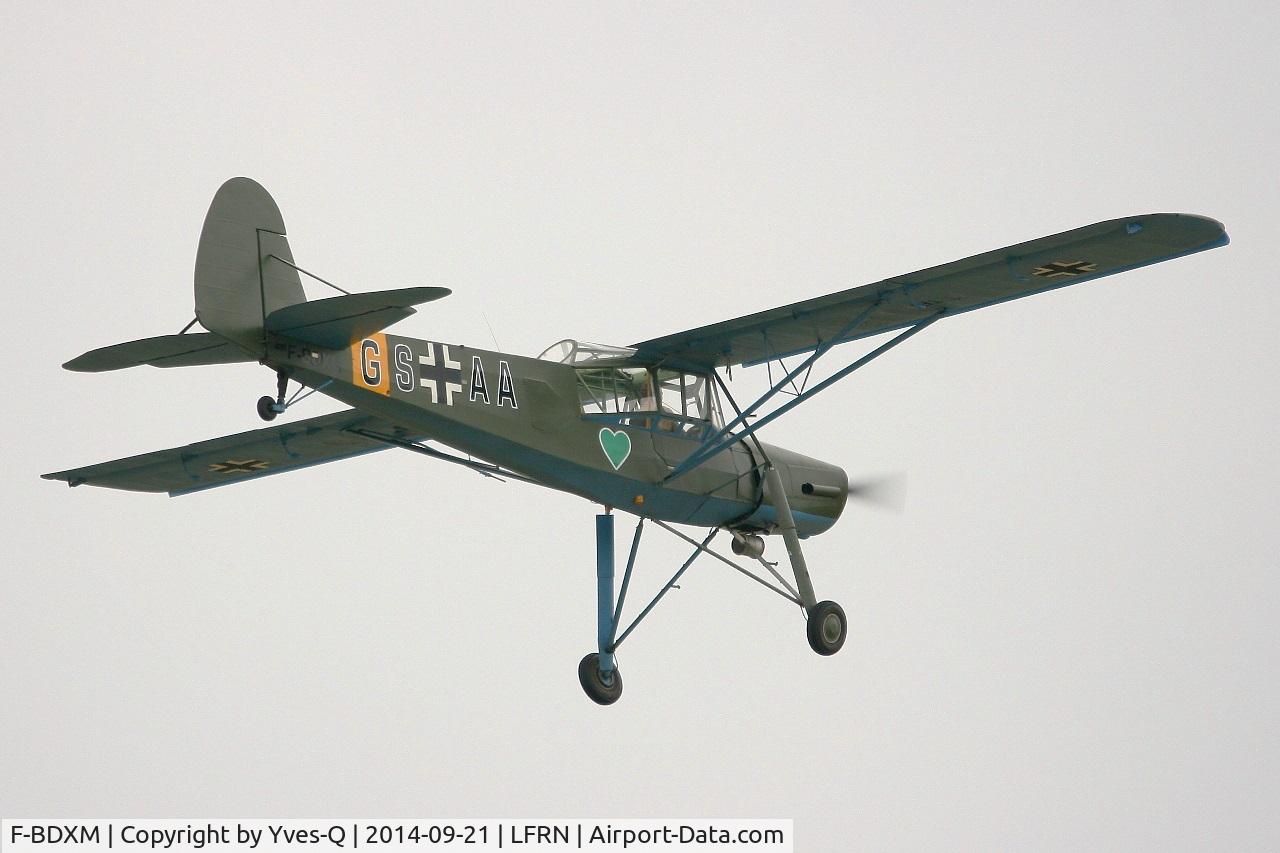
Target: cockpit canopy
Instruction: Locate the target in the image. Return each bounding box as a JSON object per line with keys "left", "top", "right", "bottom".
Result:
{"left": 540, "top": 339, "right": 723, "bottom": 428}
{"left": 538, "top": 339, "right": 638, "bottom": 365}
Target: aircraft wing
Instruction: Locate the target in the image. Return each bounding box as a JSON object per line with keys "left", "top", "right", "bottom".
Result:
{"left": 631, "top": 213, "right": 1228, "bottom": 368}
{"left": 42, "top": 409, "right": 414, "bottom": 496}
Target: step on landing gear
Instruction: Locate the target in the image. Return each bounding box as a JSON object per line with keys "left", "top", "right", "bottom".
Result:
{"left": 257, "top": 371, "right": 290, "bottom": 422}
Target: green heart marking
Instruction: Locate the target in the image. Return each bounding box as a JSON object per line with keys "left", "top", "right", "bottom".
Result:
{"left": 598, "top": 427, "right": 632, "bottom": 470}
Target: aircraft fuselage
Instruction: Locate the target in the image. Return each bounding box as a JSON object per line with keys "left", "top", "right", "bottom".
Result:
{"left": 267, "top": 331, "right": 849, "bottom": 537}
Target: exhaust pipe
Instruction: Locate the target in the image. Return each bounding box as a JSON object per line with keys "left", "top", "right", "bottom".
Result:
{"left": 801, "top": 481, "right": 843, "bottom": 499}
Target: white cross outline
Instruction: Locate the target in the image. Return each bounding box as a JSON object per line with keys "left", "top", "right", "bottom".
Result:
{"left": 419, "top": 342, "right": 464, "bottom": 405}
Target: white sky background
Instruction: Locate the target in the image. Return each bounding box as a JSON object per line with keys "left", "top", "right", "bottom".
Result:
{"left": 2, "top": 1, "right": 1278, "bottom": 848}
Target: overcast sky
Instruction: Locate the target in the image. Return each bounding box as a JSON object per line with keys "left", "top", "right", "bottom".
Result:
{"left": 2, "top": 2, "right": 1277, "bottom": 849}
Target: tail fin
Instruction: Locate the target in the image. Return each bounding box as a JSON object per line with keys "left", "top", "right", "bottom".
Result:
{"left": 194, "top": 177, "right": 305, "bottom": 355}
{"left": 193, "top": 178, "right": 449, "bottom": 353}
{"left": 65, "top": 178, "right": 450, "bottom": 373}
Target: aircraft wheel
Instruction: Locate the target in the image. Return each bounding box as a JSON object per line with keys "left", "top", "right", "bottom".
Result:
{"left": 578, "top": 653, "right": 623, "bottom": 705}
{"left": 806, "top": 600, "right": 847, "bottom": 656}
{"left": 256, "top": 395, "right": 278, "bottom": 422}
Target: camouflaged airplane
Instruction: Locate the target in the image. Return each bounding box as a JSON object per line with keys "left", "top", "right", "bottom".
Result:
{"left": 44, "top": 178, "right": 1229, "bottom": 704}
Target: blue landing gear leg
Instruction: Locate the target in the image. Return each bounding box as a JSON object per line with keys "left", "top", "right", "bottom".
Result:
{"left": 579, "top": 512, "right": 624, "bottom": 705}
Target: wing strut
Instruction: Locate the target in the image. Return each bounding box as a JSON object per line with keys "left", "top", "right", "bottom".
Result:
{"left": 680, "top": 299, "right": 882, "bottom": 468}
{"left": 349, "top": 428, "right": 538, "bottom": 484}
{"left": 602, "top": 518, "right": 801, "bottom": 658}
{"left": 665, "top": 313, "right": 941, "bottom": 484}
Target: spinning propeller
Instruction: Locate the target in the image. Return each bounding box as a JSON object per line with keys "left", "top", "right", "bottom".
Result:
{"left": 846, "top": 473, "right": 906, "bottom": 512}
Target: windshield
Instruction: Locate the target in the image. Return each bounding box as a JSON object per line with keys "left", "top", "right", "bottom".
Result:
{"left": 656, "top": 369, "right": 713, "bottom": 421}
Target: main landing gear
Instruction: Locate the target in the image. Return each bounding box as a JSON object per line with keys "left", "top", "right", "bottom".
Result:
{"left": 806, "top": 600, "right": 847, "bottom": 655}
{"left": 578, "top": 652, "right": 623, "bottom": 705}
{"left": 578, "top": 464, "right": 845, "bottom": 705}
{"left": 581, "top": 513, "right": 626, "bottom": 705}
{"left": 762, "top": 464, "right": 849, "bottom": 656}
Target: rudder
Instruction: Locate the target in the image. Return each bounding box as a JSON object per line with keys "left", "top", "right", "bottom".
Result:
{"left": 194, "top": 177, "right": 305, "bottom": 355}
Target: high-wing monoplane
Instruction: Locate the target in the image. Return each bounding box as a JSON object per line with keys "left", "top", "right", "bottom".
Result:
{"left": 44, "top": 179, "right": 1229, "bottom": 704}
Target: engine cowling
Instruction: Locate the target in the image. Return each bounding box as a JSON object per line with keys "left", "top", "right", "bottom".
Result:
{"left": 735, "top": 443, "right": 849, "bottom": 538}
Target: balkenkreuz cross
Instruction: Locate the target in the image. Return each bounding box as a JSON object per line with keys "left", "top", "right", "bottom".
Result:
{"left": 419, "top": 342, "right": 463, "bottom": 405}
{"left": 208, "top": 459, "right": 269, "bottom": 474}
{"left": 1031, "top": 260, "right": 1098, "bottom": 279}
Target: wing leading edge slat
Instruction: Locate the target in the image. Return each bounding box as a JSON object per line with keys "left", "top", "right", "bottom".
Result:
{"left": 631, "top": 213, "right": 1228, "bottom": 368}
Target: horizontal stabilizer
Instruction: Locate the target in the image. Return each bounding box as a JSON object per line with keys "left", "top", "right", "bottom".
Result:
{"left": 63, "top": 332, "right": 255, "bottom": 372}
{"left": 42, "top": 409, "right": 418, "bottom": 496}
{"left": 264, "top": 286, "right": 450, "bottom": 349}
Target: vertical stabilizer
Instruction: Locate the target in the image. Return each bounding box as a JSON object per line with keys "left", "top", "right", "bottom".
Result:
{"left": 194, "top": 177, "right": 305, "bottom": 355}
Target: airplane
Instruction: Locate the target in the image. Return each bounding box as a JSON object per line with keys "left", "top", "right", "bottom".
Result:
{"left": 43, "top": 178, "right": 1229, "bottom": 704}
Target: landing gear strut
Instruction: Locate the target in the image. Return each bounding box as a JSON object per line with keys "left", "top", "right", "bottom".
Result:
{"left": 576, "top": 483, "right": 845, "bottom": 704}
{"left": 763, "top": 464, "right": 848, "bottom": 657}
{"left": 579, "top": 512, "right": 623, "bottom": 705}
{"left": 257, "top": 371, "right": 289, "bottom": 421}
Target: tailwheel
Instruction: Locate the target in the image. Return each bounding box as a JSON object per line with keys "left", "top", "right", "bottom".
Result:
{"left": 578, "top": 653, "right": 623, "bottom": 705}
{"left": 806, "top": 600, "right": 847, "bottom": 656}
{"left": 257, "top": 371, "right": 290, "bottom": 421}
{"left": 256, "top": 395, "right": 278, "bottom": 422}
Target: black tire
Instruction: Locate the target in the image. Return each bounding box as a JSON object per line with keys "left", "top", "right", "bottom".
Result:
{"left": 257, "top": 395, "right": 278, "bottom": 421}
{"left": 806, "top": 600, "right": 847, "bottom": 656}
{"left": 578, "top": 652, "right": 623, "bottom": 705}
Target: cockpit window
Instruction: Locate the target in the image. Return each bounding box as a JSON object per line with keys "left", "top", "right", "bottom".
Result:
{"left": 578, "top": 366, "right": 722, "bottom": 427}
{"left": 576, "top": 366, "right": 655, "bottom": 415}
{"left": 656, "top": 369, "right": 712, "bottom": 421}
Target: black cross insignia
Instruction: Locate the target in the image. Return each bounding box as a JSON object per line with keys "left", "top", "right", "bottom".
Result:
{"left": 209, "top": 459, "right": 269, "bottom": 474}
{"left": 418, "top": 342, "right": 463, "bottom": 405}
{"left": 1031, "top": 260, "right": 1098, "bottom": 279}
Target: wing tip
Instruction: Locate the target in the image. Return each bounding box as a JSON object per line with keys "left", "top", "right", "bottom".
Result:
{"left": 40, "top": 471, "right": 84, "bottom": 486}
{"left": 1141, "top": 212, "right": 1229, "bottom": 246}
{"left": 411, "top": 285, "right": 452, "bottom": 301}
{"left": 62, "top": 354, "right": 102, "bottom": 372}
